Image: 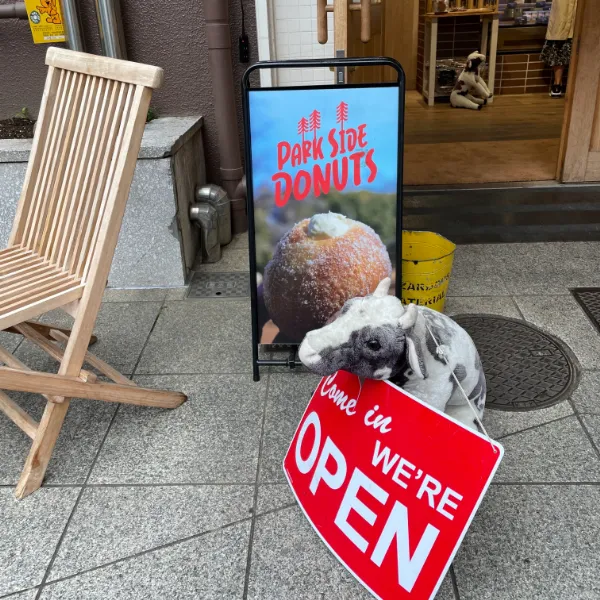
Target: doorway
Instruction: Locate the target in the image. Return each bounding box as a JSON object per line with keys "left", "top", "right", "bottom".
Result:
{"left": 345, "top": 0, "right": 576, "bottom": 187}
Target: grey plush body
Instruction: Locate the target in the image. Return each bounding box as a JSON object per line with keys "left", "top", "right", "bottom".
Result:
{"left": 298, "top": 278, "right": 486, "bottom": 430}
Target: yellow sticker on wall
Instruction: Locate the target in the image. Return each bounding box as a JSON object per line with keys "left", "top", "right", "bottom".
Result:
{"left": 24, "top": 0, "right": 66, "bottom": 44}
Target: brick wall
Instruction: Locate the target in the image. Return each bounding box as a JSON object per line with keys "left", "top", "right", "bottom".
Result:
{"left": 494, "top": 53, "right": 555, "bottom": 95}
{"left": 417, "top": 12, "right": 482, "bottom": 94}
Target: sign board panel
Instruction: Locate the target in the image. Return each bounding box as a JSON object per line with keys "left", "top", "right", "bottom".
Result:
{"left": 242, "top": 59, "right": 405, "bottom": 380}
{"left": 283, "top": 370, "right": 503, "bottom": 600}
{"left": 25, "top": 0, "right": 65, "bottom": 44}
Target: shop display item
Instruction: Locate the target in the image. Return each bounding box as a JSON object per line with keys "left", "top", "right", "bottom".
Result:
{"left": 263, "top": 213, "right": 392, "bottom": 341}
{"left": 504, "top": 1, "right": 517, "bottom": 18}
{"left": 298, "top": 277, "right": 487, "bottom": 429}
{"left": 435, "top": 58, "right": 465, "bottom": 96}
{"left": 449, "top": 0, "right": 468, "bottom": 12}
{"left": 450, "top": 51, "right": 493, "bottom": 110}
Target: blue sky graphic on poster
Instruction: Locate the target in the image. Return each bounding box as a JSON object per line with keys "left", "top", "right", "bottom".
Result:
{"left": 249, "top": 86, "right": 399, "bottom": 197}
{"left": 247, "top": 84, "right": 401, "bottom": 345}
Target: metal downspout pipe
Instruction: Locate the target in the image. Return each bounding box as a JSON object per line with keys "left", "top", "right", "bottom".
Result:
{"left": 204, "top": 0, "right": 247, "bottom": 233}
{"left": 94, "top": 0, "right": 127, "bottom": 59}
{"left": 61, "top": 0, "right": 86, "bottom": 51}
{"left": 0, "top": 3, "right": 27, "bottom": 18}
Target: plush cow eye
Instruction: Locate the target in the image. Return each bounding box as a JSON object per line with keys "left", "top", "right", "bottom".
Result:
{"left": 367, "top": 339, "right": 381, "bottom": 351}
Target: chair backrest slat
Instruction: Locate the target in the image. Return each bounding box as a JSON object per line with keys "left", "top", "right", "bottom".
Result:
{"left": 9, "top": 48, "right": 162, "bottom": 286}
{"left": 80, "top": 82, "right": 135, "bottom": 280}
{"left": 23, "top": 68, "right": 71, "bottom": 252}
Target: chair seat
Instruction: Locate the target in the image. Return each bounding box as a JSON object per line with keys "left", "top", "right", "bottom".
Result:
{"left": 0, "top": 247, "right": 84, "bottom": 331}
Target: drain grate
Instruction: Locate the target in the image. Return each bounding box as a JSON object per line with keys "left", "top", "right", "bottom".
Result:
{"left": 187, "top": 272, "right": 250, "bottom": 299}
{"left": 572, "top": 288, "right": 600, "bottom": 334}
{"left": 453, "top": 314, "right": 579, "bottom": 411}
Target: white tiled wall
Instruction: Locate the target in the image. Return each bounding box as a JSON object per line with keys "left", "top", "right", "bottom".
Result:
{"left": 272, "top": 0, "right": 335, "bottom": 86}
{"left": 256, "top": 0, "right": 275, "bottom": 87}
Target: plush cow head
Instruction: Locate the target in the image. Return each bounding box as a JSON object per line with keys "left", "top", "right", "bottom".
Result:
{"left": 298, "top": 278, "right": 426, "bottom": 381}
{"left": 466, "top": 51, "right": 486, "bottom": 73}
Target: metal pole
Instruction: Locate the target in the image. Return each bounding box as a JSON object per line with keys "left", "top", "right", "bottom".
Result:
{"left": 0, "top": 3, "right": 27, "bottom": 19}
{"left": 204, "top": 0, "right": 244, "bottom": 202}
{"left": 60, "top": 0, "right": 85, "bottom": 51}
{"left": 95, "top": 0, "right": 127, "bottom": 59}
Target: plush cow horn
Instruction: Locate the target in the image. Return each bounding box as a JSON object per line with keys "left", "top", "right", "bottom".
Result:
{"left": 398, "top": 303, "right": 418, "bottom": 330}
{"left": 373, "top": 278, "right": 391, "bottom": 298}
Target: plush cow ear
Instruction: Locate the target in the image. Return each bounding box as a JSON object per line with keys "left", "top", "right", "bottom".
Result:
{"left": 467, "top": 59, "right": 473, "bottom": 70}
{"left": 373, "top": 278, "right": 391, "bottom": 298}
{"left": 406, "top": 335, "right": 427, "bottom": 379}
{"left": 398, "top": 303, "right": 418, "bottom": 330}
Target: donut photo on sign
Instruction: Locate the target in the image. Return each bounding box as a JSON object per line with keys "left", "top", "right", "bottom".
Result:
{"left": 248, "top": 85, "right": 400, "bottom": 344}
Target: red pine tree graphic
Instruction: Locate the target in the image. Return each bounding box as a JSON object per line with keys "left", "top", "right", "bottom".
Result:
{"left": 309, "top": 109, "right": 321, "bottom": 140}
{"left": 297, "top": 117, "right": 309, "bottom": 142}
{"left": 336, "top": 101, "right": 348, "bottom": 132}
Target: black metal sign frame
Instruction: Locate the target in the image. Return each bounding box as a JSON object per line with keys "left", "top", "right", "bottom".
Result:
{"left": 242, "top": 58, "right": 405, "bottom": 381}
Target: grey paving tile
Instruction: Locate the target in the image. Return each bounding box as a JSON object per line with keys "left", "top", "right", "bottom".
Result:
{"left": 102, "top": 288, "right": 168, "bottom": 303}
{"left": 444, "top": 296, "right": 521, "bottom": 319}
{"left": 0, "top": 397, "right": 116, "bottom": 485}
{"left": 454, "top": 485, "right": 600, "bottom": 600}
{"left": 256, "top": 484, "right": 295, "bottom": 515}
{"left": 484, "top": 401, "right": 574, "bottom": 439}
{"left": 0, "top": 487, "right": 80, "bottom": 596}
{"left": 447, "top": 245, "right": 509, "bottom": 297}
{"left": 247, "top": 505, "right": 454, "bottom": 600}
{"left": 89, "top": 374, "right": 266, "bottom": 484}
{"left": 15, "top": 302, "right": 162, "bottom": 375}
{"left": 0, "top": 330, "right": 22, "bottom": 355}
{"left": 4, "top": 589, "right": 39, "bottom": 599}
{"left": 136, "top": 300, "right": 253, "bottom": 374}
{"left": 514, "top": 294, "right": 600, "bottom": 369}
{"left": 494, "top": 241, "right": 600, "bottom": 295}
{"left": 40, "top": 521, "right": 251, "bottom": 600}
{"left": 197, "top": 248, "right": 249, "bottom": 273}
{"left": 227, "top": 232, "right": 249, "bottom": 250}
{"left": 438, "top": 575, "right": 457, "bottom": 600}
{"left": 581, "top": 415, "right": 600, "bottom": 453}
{"left": 247, "top": 505, "right": 370, "bottom": 599}
{"left": 571, "top": 371, "right": 600, "bottom": 414}
{"left": 259, "top": 373, "right": 321, "bottom": 483}
{"left": 494, "top": 416, "right": 600, "bottom": 482}
{"left": 50, "top": 485, "right": 254, "bottom": 580}
{"left": 164, "top": 286, "right": 188, "bottom": 300}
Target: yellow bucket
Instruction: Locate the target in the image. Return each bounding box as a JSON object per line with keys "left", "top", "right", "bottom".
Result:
{"left": 401, "top": 231, "right": 456, "bottom": 313}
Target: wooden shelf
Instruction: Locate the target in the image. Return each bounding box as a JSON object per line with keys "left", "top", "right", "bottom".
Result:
{"left": 424, "top": 9, "right": 499, "bottom": 18}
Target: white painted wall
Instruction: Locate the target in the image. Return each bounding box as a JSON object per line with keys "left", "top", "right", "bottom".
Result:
{"left": 255, "top": 0, "right": 276, "bottom": 86}
{"left": 268, "top": 0, "right": 335, "bottom": 86}
{"left": 255, "top": 0, "right": 368, "bottom": 87}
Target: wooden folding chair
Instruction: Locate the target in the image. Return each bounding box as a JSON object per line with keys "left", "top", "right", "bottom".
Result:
{"left": 0, "top": 48, "right": 186, "bottom": 499}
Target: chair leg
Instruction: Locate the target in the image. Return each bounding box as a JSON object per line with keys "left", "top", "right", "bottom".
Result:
{"left": 6, "top": 321, "right": 98, "bottom": 345}
{"left": 15, "top": 400, "right": 70, "bottom": 499}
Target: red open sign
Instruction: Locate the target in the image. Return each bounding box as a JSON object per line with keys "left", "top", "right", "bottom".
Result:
{"left": 283, "top": 371, "right": 503, "bottom": 600}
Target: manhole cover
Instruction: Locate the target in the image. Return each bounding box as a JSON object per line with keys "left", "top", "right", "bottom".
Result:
{"left": 572, "top": 288, "right": 600, "bottom": 333}
{"left": 187, "top": 272, "right": 250, "bottom": 298}
{"left": 452, "top": 314, "right": 579, "bottom": 411}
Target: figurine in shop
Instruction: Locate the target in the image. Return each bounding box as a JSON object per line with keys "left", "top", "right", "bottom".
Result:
{"left": 450, "top": 51, "right": 492, "bottom": 110}
{"left": 541, "top": 0, "right": 578, "bottom": 98}
{"left": 298, "top": 278, "right": 487, "bottom": 430}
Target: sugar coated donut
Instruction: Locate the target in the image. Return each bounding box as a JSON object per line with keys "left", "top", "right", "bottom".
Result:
{"left": 263, "top": 212, "right": 392, "bottom": 340}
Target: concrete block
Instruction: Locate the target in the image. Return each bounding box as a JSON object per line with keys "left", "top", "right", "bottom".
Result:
{"left": 0, "top": 117, "right": 204, "bottom": 288}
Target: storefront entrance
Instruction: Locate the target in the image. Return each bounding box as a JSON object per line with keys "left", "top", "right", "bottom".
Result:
{"left": 344, "top": 0, "right": 579, "bottom": 187}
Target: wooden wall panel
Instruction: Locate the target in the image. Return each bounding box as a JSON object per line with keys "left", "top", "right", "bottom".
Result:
{"left": 384, "top": 0, "right": 420, "bottom": 88}
{"left": 560, "top": 0, "right": 600, "bottom": 182}
{"left": 589, "top": 85, "right": 600, "bottom": 152}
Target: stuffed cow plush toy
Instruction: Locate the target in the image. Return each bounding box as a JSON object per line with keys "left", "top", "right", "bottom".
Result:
{"left": 298, "top": 278, "right": 486, "bottom": 430}
{"left": 450, "top": 51, "right": 492, "bottom": 111}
